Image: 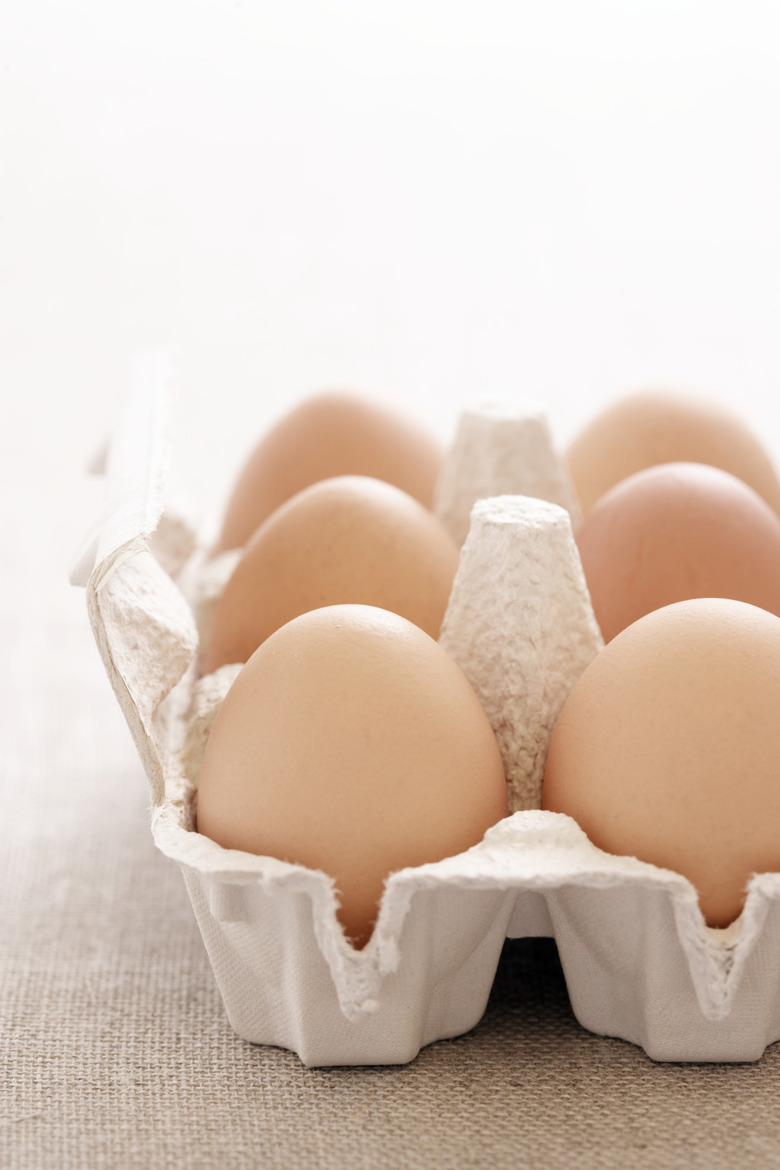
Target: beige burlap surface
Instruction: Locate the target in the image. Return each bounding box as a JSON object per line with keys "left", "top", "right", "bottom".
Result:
{"left": 3, "top": 421, "right": 780, "bottom": 1170}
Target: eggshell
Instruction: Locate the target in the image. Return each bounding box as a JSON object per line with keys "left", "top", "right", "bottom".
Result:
{"left": 214, "top": 391, "right": 444, "bottom": 552}
{"left": 566, "top": 389, "right": 780, "bottom": 516}
{"left": 202, "top": 475, "right": 460, "bottom": 674}
{"left": 543, "top": 598, "right": 780, "bottom": 927}
{"left": 196, "top": 604, "right": 509, "bottom": 948}
{"left": 576, "top": 462, "right": 780, "bottom": 642}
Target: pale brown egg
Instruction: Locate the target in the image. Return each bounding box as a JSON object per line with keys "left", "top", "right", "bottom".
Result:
{"left": 197, "top": 605, "right": 509, "bottom": 948}
{"left": 576, "top": 462, "right": 780, "bottom": 643}
{"left": 202, "top": 475, "right": 460, "bottom": 674}
{"left": 214, "top": 390, "right": 444, "bottom": 553}
{"left": 566, "top": 389, "right": 780, "bottom": 517}
{"left": 542, "top": 598, "right": 780, "bottom": 927}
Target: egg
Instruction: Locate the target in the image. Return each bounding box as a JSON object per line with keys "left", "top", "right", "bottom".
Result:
{"left": 542, "top": 598, "right": 780, "bottom": 927}
{"left": 566, "top": 389, "right": 780, "bottom": 517}
{"left": 576, "top": 462, "right": 780, "bottom": 642}
{"left": 197, "top": 604, "right": 509, "bottom": 948}
{"left": 202, "top": 475, "right": 460, "bottom": 674}
{"left": 214, "top": 390, "right": 445, "bottom": 553}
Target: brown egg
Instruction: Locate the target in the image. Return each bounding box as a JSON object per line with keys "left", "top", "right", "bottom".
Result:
{"left": 566, "top": 389, "right": 780, "bottom": 517}
{"left": 214, "top": 390, "right": 445, "bottom": 553}
{"left": 542, "top": 598, "right": 780, "bottom": 927}
{"left": 202, "top": 475, "right": 460, "bottom": 674}
{"left": 576, "top": 462, "right": 780, "bottom": 642}
{"left": 197, "top": 605, "right": 509, "bottom": 948}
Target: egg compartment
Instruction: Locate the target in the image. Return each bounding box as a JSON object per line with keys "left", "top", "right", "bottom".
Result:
{"left": 72, "top": 357, "right": 780, "bottom": 1066}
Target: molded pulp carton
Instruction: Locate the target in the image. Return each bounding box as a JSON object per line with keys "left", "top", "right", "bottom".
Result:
{"left": 72, "top": 355, "right": 780, "bottom": 1066}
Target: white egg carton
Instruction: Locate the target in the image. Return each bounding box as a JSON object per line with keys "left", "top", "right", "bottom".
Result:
{"left": 72, "top": 355, "right": 780, "bottom": 1066}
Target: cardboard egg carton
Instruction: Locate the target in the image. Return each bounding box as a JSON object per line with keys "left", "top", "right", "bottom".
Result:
{"left": 72, "top": 356, "right": 780, "bottom": 1066}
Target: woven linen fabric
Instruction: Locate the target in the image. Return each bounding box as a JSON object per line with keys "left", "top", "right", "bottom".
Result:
{"left": 3, "top": 420, "right": 780, "bottom": 1170}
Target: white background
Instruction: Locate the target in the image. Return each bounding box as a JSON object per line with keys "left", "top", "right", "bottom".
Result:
{"left": 3, "top": 0, "right": 780, "bottom": 548}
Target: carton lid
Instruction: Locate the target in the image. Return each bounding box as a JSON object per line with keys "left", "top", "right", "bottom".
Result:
{"left": 71, "top": 349, "right": 199, "bottom": 807}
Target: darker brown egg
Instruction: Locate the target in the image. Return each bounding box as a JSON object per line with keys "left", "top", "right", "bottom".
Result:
{"left": 576, "top": 462, "right": 780, "bottom": 643}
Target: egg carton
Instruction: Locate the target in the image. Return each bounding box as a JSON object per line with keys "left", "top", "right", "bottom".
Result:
{"left": 71, "top": 355, "right": 780, "bottom": 1066}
